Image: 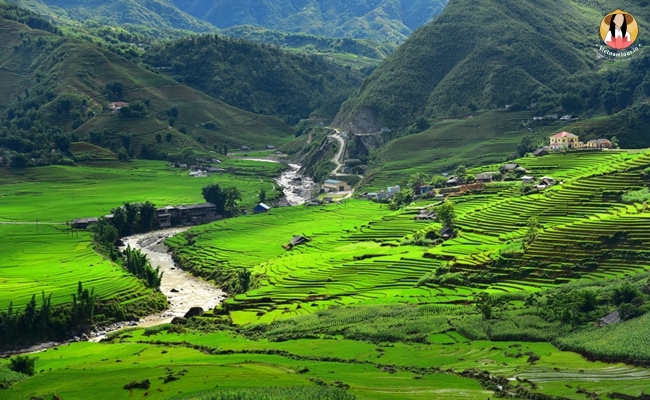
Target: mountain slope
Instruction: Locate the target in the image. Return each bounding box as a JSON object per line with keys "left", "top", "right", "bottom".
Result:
{"left": 0, "top": 9, "right": 294, "bottom": 164}
{"left": 334, "top": 0, "right": 650, "bottom": 132}
{"left": 173, "top": 0, "right": 448, "bottom": 43}
{"left": 145, "top": 34, "right": 364, "bottom": 122}
{"left": 8, "top": 0, "right": 215, "bottom": 32}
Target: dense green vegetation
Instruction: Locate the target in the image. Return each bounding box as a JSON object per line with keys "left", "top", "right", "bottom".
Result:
{"left": 335, "top": 0, "right": 650, "bottom": 134}
{"left": 9, "top": 0, "right": 215, "bottom": 32}
{"left": 173, "top": 0, "right": 448, "bottom": 43}
{"left": 145, "top": 34, "right": 363, "bottom": 123}
{"left": 0, "top": 9, "right": 295, "bottom": 166}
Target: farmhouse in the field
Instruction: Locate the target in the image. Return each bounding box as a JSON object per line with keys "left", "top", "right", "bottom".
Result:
{"left": 71, "top": 217, "right": 99, "bottom": 229}
{"left": 549, "top": 131, "right": 580, "bottom": 149}
{"left": 446, "top": 176, "right": 463, "bottom": 186}
{"left": 533, "top": 148, "right": 548, "bottom": 157}
{"left": 254, "top": 202, "right": 271, "bottom": 213}
{"left": 415, "top": 209, "right": 437, "bottom": 221}
{"left": 522, "top": 176, "right": 535, "bottom": 184}
{"left": 440, "top": 226, "right": 455, "bottom": 240}
{"left": 322, "top": 179, "right": 351, "bottom": 192}
{"left": 475, "top": 172, "right": 495, "bottom": 183}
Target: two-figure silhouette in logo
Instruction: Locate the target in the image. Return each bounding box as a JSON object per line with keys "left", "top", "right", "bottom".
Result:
{"left": 600, "top": 10, "right": 638, "bottom": 50}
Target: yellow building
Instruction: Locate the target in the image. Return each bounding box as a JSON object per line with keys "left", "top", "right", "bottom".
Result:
{"left": 549, "top": 131, "right": 580, "bottom": 149}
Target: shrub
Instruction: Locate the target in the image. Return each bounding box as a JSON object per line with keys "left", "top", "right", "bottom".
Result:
{"left": 8, "top": 355, "right": 36, "bottom": 376}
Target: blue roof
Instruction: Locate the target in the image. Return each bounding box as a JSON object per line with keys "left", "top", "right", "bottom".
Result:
{"left": 324, "top": 179, "right": 341, "bottom": 184}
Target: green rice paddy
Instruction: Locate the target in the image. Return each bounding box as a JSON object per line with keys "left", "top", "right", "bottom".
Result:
{"left": 0, "top": 158, "right": 284, "bottom": 310}
{"left": 4, "top": 150, "right": 650, "bottom": 399}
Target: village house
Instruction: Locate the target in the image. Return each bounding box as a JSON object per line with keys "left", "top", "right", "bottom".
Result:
{"left": 522, "top": 176, "right": 535, "bottom": 184}
{"left": 415, "top": 209, "right": 437, "bottom": 221}
{"left": 417, "top": 185, "right": 434, "bottom": 195}
{"left": 475, "top": 172, "right": 495, "bottom": 183}
{"left": 175, "top": 203, "right": 218, "bottom": 225}
{"left": 533, "top": 148, "right": 548, "bottom": 157}
{"left": 549, "top": 131, "right": 580, "bottom": 150}
{"left": 322, "top": 179, "right": 351, "bottom": 192}
{"left": 440, "top": 226, "right": 455, "bottom": 240}
{"left": 446, "top": 176, "right": 463, "bottom": 187}
{"left": 71, "top": 217, "right": 99, "bottom": 229}
{"left": 109, "top": 102, "right": 128, "bottom": 113}
{"left": 502, "top": 163, "right": 520, "bottom": 172}
{"left": 387, "top": 185, "right": 401, "bottom": 194}
{"left": 586, "top": 139, "right": 612, "bottom": 149}
{"left": 254, "top": 202, "right": 271, "bottom": 213}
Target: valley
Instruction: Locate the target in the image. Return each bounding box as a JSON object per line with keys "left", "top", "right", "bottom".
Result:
{"left": 2, "top": 0, "right": 650, "bottom": 399}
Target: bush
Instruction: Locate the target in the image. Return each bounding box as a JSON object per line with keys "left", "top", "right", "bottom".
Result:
{"left": 8, "top": 355, "right": 36, "bottom": 376}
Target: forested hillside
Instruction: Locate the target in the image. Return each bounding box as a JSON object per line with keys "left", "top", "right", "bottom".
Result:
{"left": 145, "top": 34, "right": 364, "bottom": 123}
{"left": 7, "top": 0, "right": 215, "bottom": 32}
{"left": 0, "top": 6, "right": 294, "bottom": 167}
{"left": 173, "top": 0, "right": 448, "bottom": 42}
{"left": 335, "top": 0, "right": 650, "bottom": 133}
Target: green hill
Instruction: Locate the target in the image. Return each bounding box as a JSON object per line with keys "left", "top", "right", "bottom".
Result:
{"left": 335, "top": 0, "right": 650, "bottom": 132}
{"left": 145, "top": 34, "right": 364, "bottom": 123}
{"left": 173, "top": 0, "right": 448, "bottom": 43}
{"left": 0, "top": 9, "right": 295, "bottom": 165}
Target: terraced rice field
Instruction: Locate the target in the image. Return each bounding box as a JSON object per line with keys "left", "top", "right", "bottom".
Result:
{"left": 0, "top": 158, "right": 283, "bottom": 310}
{"left": 172, "top": 150, "right": 650, "bottom": 324}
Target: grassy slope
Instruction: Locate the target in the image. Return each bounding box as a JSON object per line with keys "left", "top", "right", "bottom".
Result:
{"left": 0, "top": 159, "right": 284, "bottom": 310}
{"left": 0, "top": 16, "right": 295, "bottom": 152}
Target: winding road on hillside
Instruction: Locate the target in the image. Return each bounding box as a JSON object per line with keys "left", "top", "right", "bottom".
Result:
{"left": 326, "top": 127, "right": 364, "bottom": 199}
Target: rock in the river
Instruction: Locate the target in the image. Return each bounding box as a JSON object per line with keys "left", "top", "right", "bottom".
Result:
{"left": 183, "top": 307, "right": 204, "bottom": 318}
{"left": 171, "top": 317, "right": 187, "bottom": 325}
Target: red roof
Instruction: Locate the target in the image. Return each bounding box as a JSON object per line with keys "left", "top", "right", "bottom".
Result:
{"left": 550, "top": 131, "right": 577, "bottom": 138}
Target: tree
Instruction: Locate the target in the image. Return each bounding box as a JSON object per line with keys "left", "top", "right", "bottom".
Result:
{"left": 224, "top": 187, "right": 242, "bottom": 216}
{"left": 138, "top": 202, "right": 156, "bottom": 232}
{"left": 106, "top": 81, "right": 124, "bottom": 101}
{"left": 407, "top": 171, "right": 431, "bottom": 192}
{"left": 436, "top": 199, "right": 456, "bottom": 228}
{"left": 610, "top": 136, "right": 619, "bottom": 149}
{"left": 202, "top": 183, "right": 225, "bottom": 214}
{"left": 454, "top": 165, "right": 467, "bottom": 179}
{"left": 525, "top": 216, "right": 540, "bottom": 243}
{"left": 431, "top": 175, "right": 447, "bottom": 188}
{"left": 223, "top": 144, "right": 228, "bottom": 156}
{"left": 259, "top": 187, "right": 267, "bottom": 203}
{"left": 11, "top": 153, "right": 29, "bottom": 168}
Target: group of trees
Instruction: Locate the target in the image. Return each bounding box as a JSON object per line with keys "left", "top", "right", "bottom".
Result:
{"left": 202, "top": 183, "right": 241, "bottom": 217}
{"left": 111, "top": 202, "right": 157, "bottom": 237}
{"left": 0, "top": 283, "right": 97, "bottom": 347}
{"left": 124, "top": 245, "right": 163, "bottom": 289}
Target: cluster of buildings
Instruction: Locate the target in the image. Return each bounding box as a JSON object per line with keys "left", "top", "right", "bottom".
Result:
{"left": 544, "top": 132, "right": 612, "bottom": 152}
{"left": 155, "top": 203, "right": 220, "bottom": 227}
